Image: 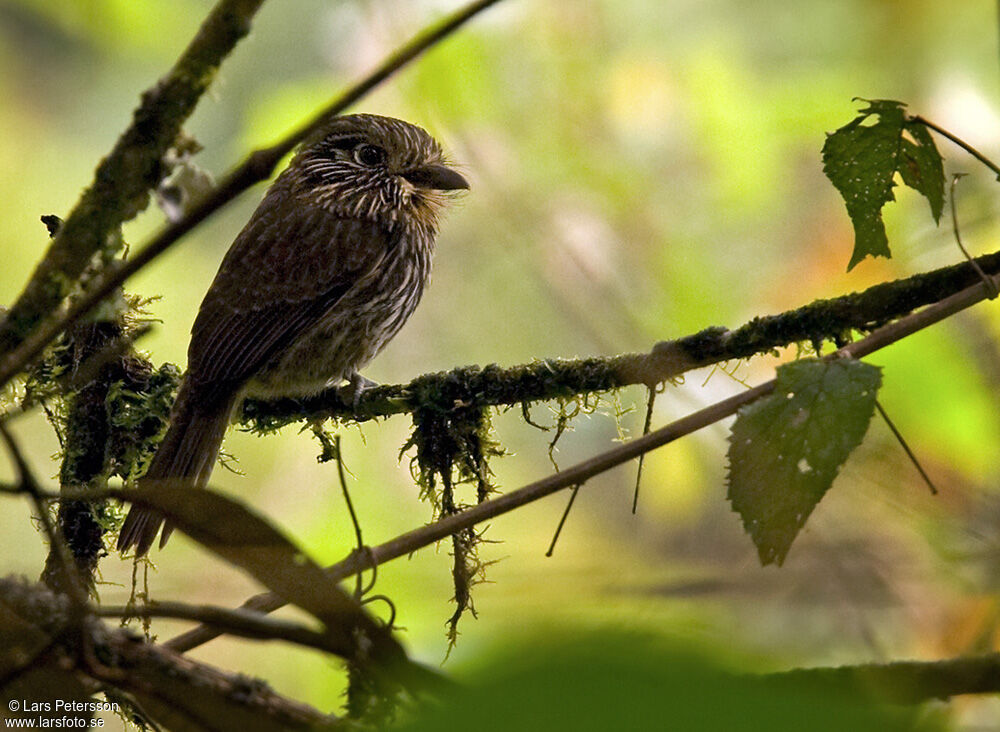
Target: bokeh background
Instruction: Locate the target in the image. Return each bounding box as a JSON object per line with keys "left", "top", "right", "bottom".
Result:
{"left": 1, "top": 0, "right": 999, "bottom": 727}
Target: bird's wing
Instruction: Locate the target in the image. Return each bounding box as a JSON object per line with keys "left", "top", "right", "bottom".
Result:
{"left": 186, "top": 200, "right": 396, "bottom": 389}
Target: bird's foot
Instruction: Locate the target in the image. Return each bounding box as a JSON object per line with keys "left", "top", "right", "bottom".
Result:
{"left": 338, "top": 372, "right": 379, "bottom": 412}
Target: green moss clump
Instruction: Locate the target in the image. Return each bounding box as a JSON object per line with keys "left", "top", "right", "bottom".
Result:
{"left": 400, "top": 368, "right": 506, "bottom": 643}
{"left": 105, "top": 360, "right": 180, "bottom": 483}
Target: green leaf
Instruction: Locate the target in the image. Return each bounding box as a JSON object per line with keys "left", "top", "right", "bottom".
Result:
{"left": 397, "top": 632, "right": 936, "bottom": 732}
{"left": 898, "top": 121, "right": 945, "bottom": 223}
{"left": 727, "top": 359, "right": 881, "bottom": 566}
{"left": 822, "top": 99, "right": 944, "bottom": 270}
{"left": 822, "top": 100, "right": 904, "bottom": 269}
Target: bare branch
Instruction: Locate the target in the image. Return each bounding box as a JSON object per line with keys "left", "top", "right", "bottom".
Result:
{"left": 545, "top": 484, "right": 580, "bottom": 557}
{"left": 948, "top": 174, "right": 998, "bottom": 297}
{"left": 874, "top": 400, "right": 938, "bottom": 495}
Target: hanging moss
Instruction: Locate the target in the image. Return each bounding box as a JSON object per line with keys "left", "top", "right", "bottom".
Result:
{"left": 403, "top": 370, "right": 506, "bottom": 505}
{"left": 397, "top": 369, "right": 507, "bottom": 642}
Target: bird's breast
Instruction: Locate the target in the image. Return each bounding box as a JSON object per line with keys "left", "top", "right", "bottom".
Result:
{"left": 245, "top": 227, "right": 434, "bottom": 399}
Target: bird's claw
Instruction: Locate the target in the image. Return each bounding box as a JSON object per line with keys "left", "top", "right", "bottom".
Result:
{"left": 339, "top": 372, "right": 378, "bottom": 412}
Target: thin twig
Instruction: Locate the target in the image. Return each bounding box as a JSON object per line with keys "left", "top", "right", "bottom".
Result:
{"left": 545, "top": 484, "right": 580, "bottom": 557}
{"left": 0, "top": 0, "right": 505, "bottom": 392}
{"left": 333, "top": 435, "right": 366, "bottom": 598}
{"left": 949, "top": 174, "right": 998, "bottom": 298}
{"left": 0, "top": 423, "right": 88, "bottom": 607}
{"left": 265, "top": 0, "right": 505, "bottom": 160}
{"left": 632, "top": 387, "right": 656, "bottom": 514}
{"left": 334, "top": 436, "right": 364, "bottom": 551}
{"left": 874, "top": 400, "right": 938, "bottom": 495}
{"left": 359, "top": 594, "right": 398, "bottom": 629}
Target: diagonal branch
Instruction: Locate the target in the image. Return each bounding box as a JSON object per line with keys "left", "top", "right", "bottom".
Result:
{"left": 0, "top": 0, "right": 269, "bottom": 355}
{"left": 166, "top": 271, "right": 1000, "bottom": 653}
{"left": 0, "top": 0, "right": 505, "bottom": 392}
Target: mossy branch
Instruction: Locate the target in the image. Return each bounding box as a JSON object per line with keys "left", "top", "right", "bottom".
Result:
{"left": 0, "top": 0, "right": 268, "bottom": 354}
{"left": 242, "top": 247, "right": 1000, "bottom": 429}
{"left": 41, "top": 321, "right": 121, "bottom": 592}
{"left": 0, "top": 578, "right": 345, "bottom": 730}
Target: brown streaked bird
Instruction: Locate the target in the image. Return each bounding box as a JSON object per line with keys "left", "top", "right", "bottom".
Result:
{"left": 117, "top": 114, "right": 468, "bottom": 555}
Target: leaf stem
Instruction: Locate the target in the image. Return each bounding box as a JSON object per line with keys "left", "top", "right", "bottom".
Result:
{"left": 910, "top": 114, "right": 1000, "bottom": 180}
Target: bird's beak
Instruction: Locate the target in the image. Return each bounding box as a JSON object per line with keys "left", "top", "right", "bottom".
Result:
{"left": 402, "top": 164, "right": 469, "bottom": 191}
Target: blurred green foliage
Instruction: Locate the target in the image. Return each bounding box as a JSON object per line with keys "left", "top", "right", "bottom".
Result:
{"left": 1, "top": 0, "right": 999, "bottom": 727}
{"left": 398, "top": 632, "right": 938, "bottom": 732}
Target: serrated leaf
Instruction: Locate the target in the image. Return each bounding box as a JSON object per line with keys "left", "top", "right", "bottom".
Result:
{"left": 898, "top": 121, "right": 945, "bottom": 222}
{"left": 727, "top": 359, "right": 881, "bottom": 566}
{"left": 822, "top": 100, "right": 906, "bottom": 270}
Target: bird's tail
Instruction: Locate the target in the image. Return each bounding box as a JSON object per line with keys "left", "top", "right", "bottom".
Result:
{"left": 117, "top": 380, "right": 237, "bottom": 556}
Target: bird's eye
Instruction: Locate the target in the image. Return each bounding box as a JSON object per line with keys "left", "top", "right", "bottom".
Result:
{"left": 354, "top": 144, "right": 386, "bottom": 167}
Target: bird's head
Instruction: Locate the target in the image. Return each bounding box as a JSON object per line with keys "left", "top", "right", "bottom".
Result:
{"left": 289, "top": 114, "right": 468, "bottom": 229}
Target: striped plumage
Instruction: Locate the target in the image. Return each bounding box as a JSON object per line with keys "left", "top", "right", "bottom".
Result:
{"left": 118, "top": 114, "right": 468, "bottom": 555}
